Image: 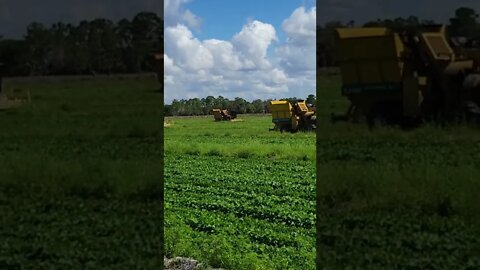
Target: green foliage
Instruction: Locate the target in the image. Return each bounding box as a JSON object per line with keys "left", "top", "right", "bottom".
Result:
{"left": 164, "top": 116, "right": 316, "bottom": 269}
{"left": 164, "top": 115, "right": 316, "bottom": 161}
{"left": 449, "top": 7, "right": 480, "bottom": 38}
{"left": 0, "top": 77, "right": 162, "bottom": 267}
{"left": 165, "top": 94, "right": 315, "bottom": 117}
{"left": 317, "top": 75, "right": 480, "bottom": 268}
{"left": 0, "top": 12, "right": 162, "bottom": 76}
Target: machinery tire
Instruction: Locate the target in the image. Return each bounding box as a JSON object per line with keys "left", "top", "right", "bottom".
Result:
{"left": 463, "top": 74, "right": 480, "bottom": 123}
{"left": 367, "top": 101, "right": 402, "bottom": 129}
{"left": 463, "top": 74, "right": 480, "bottom": 90}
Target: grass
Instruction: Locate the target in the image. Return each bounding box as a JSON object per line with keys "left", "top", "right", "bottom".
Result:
{"left": 5, "top": 72, "right": 478, "bottom": 268}
{"left": 316, "top": 74, "right": 480, "bottom": 268}
{"left": 0, "top": 76, "right": 163, "bottom": 268}
{"left": 164, "top": 115, "right": 316, "bottom": 269}
{"left": 165, "top": 116, "right": 315, "bottom": 161}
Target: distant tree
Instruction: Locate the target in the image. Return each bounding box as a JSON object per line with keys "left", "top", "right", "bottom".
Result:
{"left": 363, "top": 16, "right": 422, "bottom": 33}
{"left": 421, "top": 20, "right": 436, "bottom": 25}
{"left": 84, "top": 18, "right": 120, "bottom": 74}
{"left": 130, "top": 12, "right": 162, "bottom": 72}
{"left": 24, "top": 22, "right": 52, "bottom": 75}
{"left": 214, "top": 96, "right": 229, "bottom": 109}
{"left": 0, "top": 12, "right": 162, "bottom": 76}
{"left": 48, "top": 22, "right": 69, "bottom": 74}
{"left": 170, "top": 99, "right": 182, "bottom": 116}
{"left": 163, "top": 95, "right": 315, "bottom": 116}
{"left": 363, "top": 20, "right": 382, "bottom": 27}
{"left": 0, "top": 39, "right": 29, "bottom": 75}
{"left": 164, "top": 104, "right": 173, "bottom": 116}
{"left": 317, "top": 21, "right": 345, "bottom": 67}
{"left": 64, "top": 20, "right": 91, "bottom": 74}
{"left": 203, "top": 95, "right": 215, "bottom": 114}
{"left": 449, "top": 7, "right": 480, "bottom": 38}
{"left": 233, "top": 97, "right": 248, "bottom": 114}
{"left": 114, "top": 18, "right": 134, "bottom": 73}
{"left": 306, "top": 94, "right": 316, "bottom": 106}
{"left": 251, "top": 99, "right": 265, "bottom": 113}
{"left": 188, "top": 98, "right": 202, "bottom": 115}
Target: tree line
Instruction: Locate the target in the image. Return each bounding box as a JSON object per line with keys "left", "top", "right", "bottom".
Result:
{"left": 165, "top": 95, "right": 316, "bottom": 116}
{"left": 0, "top": 12, "right": 162, "bottom": 76}
{"left": 318, "top": 7, "right": 480, "bottom": 67}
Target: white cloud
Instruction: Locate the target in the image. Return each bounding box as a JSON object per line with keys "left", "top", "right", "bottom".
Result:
{"left": 164, "top": 2, "right": 316, "bottom": 103}
{"left": 282, "top": 6, "right": 316, "bottom": 45}
{"left": 164, "top": 25, "right": 214, "bottom": 71}
{"left": 276, "top": 6, "right": 316, "bottom": 74}
{"left": 203, "top": 39, "right": 243, "bottom": 71}
{"left": 163, "top": 54, "right": 182, "bottom": 86}
{"left": 232, "top": 20, "right": 277, "bottom": 70}
{"left": 164, "top": 0, "right": 202, "bottom": 29}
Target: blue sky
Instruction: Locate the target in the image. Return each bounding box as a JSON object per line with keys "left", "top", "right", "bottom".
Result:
{"left": 187, "top": 0, "right": 315, "bottom": 41}
{"left": 164, "top": 0, "right": 317, "bottom": 103}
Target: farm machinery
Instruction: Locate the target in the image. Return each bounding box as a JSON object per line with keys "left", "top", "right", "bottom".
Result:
{"left": 211, "top": 108, "right": 238, "bottom": 121}
{"left": 331, "top": 24, "right": 480, "bottom": 127}
{"left": 268, "top": 100, "right": 316, "bottom": 132}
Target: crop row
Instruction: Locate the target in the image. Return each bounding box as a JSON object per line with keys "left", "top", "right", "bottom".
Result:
{"left": 0, "top": 137, "right": 162, "bottom": 160}
{"left": 164, "top": 153, "right": 316, "bottom": 267}
{"left": 316, "top": 139, "right": 480, "bottom": 165}
{"left": 317, "top": 210, "right": 480, "bottom": 268}
{"left": 167, "top": 182, "right": 314, "bottom": 210}
{"left": 1, "top": 190, "right": 162, "bottom": 268}
{"left": 167, "top": 191, "right": 314, "bottom": 228}
{"left": 167, "top": 206, "right": 314, "bottom": 248}
{"left": 164, "top": 155, "right": 315, "bottom": 227}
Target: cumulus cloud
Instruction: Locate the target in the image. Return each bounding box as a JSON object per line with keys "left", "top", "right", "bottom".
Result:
{"left": 282, "top": 6, "right": 316, "bottom": 44}
{"left": 232, "top": 20, "right": 277, "bottom": 70}
{"left": 276, "top": 6, "right": 316, "bottom": 74}
{"left": 164, "top": 25, "right": 214, "bottom": 71}
{"left": 164, "top": 0, "right": 202, "bottom": 29}
{"left": 164, "top": 3, "right": 316, "bottom": 103}
{"left": 203, "top": 39, "right": 243, "bottom": 71}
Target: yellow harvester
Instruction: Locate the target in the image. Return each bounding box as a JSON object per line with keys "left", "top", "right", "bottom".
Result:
{"left": 269, "top": 100, "right": 316, "bottom": 132}
{"left": 331, "top": 24, "right": 480, "bottom": 127}
{"left": 211, "top": 109, "right": 237, "bottom": 121}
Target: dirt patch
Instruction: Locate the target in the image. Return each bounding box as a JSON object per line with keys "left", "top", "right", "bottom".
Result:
{"left": 0, "top": 94, "right": 21, "bottom": 110}
{"left": 164, "top": 257, "right": 225, "bottom": 270}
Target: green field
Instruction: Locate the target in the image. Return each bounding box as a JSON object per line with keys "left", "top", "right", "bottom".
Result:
{"left": 317, "top": 75, "right": 480, "bottom": 268}
{"left": 0, "top": 76, "right": 163, "bottom": 268}
{"left": 164, "top": 116, "right": 316, "bottom": 269}
{"left": 5, "top": 74, "right": 479, "bottom": 269}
